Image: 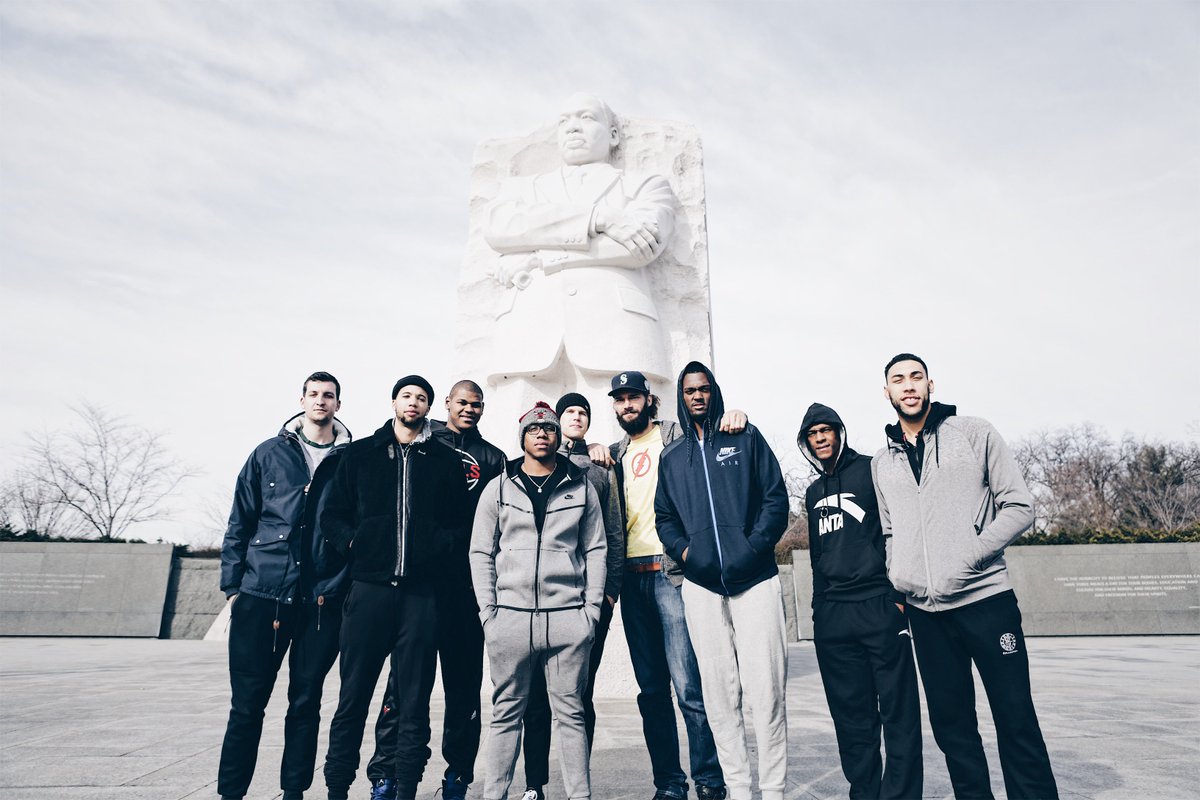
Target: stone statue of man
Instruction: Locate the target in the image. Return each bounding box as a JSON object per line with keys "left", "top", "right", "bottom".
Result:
{"left": 482, "top": 93, "right": 677, "bottom": 414}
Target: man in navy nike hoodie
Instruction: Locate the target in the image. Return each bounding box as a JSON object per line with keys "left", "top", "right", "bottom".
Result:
{"left": 655, "top": 362, "right": 790, "bottom": 800}
{"left": 799, "top": 402, "right": 922, "bottom": 800}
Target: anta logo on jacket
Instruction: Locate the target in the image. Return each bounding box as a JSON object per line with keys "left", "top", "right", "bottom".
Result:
{"left": 654, "top": 362, "right": 790, "bottom": 597}
{"left": 798, "top": 403, "right": 897, "bottom": 605}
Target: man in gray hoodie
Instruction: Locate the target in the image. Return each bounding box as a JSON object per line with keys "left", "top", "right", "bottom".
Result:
{"left": 871, "top": 354, "right": 1056, "bottom": 800}
{"left": 470, "top": 402, "right": 607, "bottom": 800}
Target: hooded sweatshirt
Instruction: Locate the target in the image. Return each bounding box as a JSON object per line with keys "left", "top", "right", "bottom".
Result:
{"left": 655, "top": 362, "right": 789, "bottom": 596}
{"left": 798, "top": 403, "right": 898, "bottom": 606}
{"left": 469, "top": 454, "right": 607, "bottom": 624}
{"left": 430, "top": 418, "right": 506, "bottom": 584}
{"left": 872, "top": 402, "right": 1035, "bottom": 612}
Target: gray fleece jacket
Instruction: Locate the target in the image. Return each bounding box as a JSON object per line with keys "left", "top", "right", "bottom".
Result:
{"left": 469, "top": 454, "right": 607, "bottom": 625}
{"left": 871, "top": 404, "right": 1034, "bottom": 612}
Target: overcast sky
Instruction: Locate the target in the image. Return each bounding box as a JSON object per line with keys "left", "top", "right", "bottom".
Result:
{"left": 3, "top": 1, "right": 1197, "bottom": 545}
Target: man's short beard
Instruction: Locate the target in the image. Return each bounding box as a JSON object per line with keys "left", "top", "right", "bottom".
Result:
{"left": 616, "top": 395, "right": 659, "bottom": 435}
{"left": 891, "top": 394, "right": 930, "bottom": 422}
{"left": 398, "top": 414, "right": 426, "bottom": 431}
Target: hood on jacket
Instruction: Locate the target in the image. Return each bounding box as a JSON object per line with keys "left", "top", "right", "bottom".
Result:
{"left": 885, "top": 402, "right": 957, "bottom": 447}
{"left": 279, "top": 413, "right": 353, "bottom": 446}
{"left": 797, "top": 402, "right": 845, "bottom": 474}
{"left": 676, "top": 361, "right": 726, "bottom": 452}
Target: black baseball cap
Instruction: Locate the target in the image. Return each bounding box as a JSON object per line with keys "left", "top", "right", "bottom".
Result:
{"left": 608, "top": 371, "right": 651, "bottom": 396}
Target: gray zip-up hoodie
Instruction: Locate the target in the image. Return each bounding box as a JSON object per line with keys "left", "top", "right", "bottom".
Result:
{"left": 871, "top": 403, "right": 1034, "bottom": 612}
{"left": 469, "top": 454, "right": 607, "bottom": 625}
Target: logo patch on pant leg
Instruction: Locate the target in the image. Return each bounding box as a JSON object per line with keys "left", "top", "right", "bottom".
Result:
{"left": 1000, "top": 632, "right": 1018, "bottom": 654}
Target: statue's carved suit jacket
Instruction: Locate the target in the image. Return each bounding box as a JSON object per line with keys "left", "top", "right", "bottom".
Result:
{"left": 484, "top": 162, "right": 676, "bottom": 380}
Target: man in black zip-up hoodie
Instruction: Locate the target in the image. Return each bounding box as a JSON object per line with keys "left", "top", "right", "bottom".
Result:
{"left": 218, "top": 372, "right": 352, "bottom": 800}
{"left": 799, "top": 402, "right": 922, "bottom": 800}
{"left": 655, "top": 362, "right": 790, "bottom": 800}
{"left": 366, "top": 379, "right": 505, "bottom": 800}
{"left": 319, "top": 376, "right": 470, "bottom": 800}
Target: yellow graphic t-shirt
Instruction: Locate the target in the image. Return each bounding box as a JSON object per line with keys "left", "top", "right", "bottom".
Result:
{"left": 622, "top": 425, "right": 666, "bottom": 558}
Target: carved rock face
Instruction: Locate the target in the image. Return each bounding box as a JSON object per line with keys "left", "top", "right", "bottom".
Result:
{"left": 557, "top": 93, "right": 618, "bottom": 167}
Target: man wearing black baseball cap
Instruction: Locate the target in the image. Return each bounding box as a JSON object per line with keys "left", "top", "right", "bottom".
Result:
{"left": 319, "top": 376, "right": 471, "bottom": 800}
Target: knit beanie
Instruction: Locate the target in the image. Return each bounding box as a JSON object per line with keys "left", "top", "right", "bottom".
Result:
{"left": 554, "top": 392, "right": 591, "bottom": 419}
{"left": 518, "top": 401, "right": 560, "bottom": 443}
{"left": 391, "top": 374, "right": 435, "bottom": 402}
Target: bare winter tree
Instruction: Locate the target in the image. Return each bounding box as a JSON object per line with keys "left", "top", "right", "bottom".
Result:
{"left": 1014, "top": 424, "right": 1122, "bottom": 532}
{"left": 1, "top": 469, "right": 84, "bottom": 537}
{"left": 24, "top": 403, "right": 196, "bottom": 541}
{"left": 1115, "top": 438, "right": 1200, "bottom": 533}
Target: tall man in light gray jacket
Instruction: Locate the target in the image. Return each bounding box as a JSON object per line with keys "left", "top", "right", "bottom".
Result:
{"left": 470, "top": 402, "right": 607, "bottom": 800}
{"left": 872, "top": 354, "right": 1056, "bottom": 800}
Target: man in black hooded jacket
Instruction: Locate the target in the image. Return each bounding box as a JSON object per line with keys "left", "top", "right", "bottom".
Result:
{"left": 799, "top": 402, "right": 922, "bottom": 800}
{"left": 218, "top": 371, "right": 351, "bottom": 800}
{"left": 655, "top": 362, "right": 790, "bottom": 800}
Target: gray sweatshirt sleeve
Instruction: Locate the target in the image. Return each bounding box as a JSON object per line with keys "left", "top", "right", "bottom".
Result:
{"left": 871, "top": 455, "right": 894, "bottom": 572}
{"left": 581, "top": 479, "right": 608, "bottom": 623}
{"left": 468, "top": 476, "right": 502, "bottom": 625}
{"left": 969, "top": 421, "right": 1035, "bottom": 568}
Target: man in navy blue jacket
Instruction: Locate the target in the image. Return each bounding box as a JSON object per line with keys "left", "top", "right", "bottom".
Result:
{"left": 655, "top": 362, "right": 790, "bottom": 800}
{"left": 218, "top": 371, "right": 352, "bottom": 800}
{"left": 800, "top": 402, "right": 922, "bottom": 800}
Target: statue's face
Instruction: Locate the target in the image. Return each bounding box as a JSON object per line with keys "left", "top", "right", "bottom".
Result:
{"left": 557, "top": 94, "right": 617, "bottom": 166}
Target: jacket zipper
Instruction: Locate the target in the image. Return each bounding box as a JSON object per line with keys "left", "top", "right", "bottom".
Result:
{"left": 907, "top": 434, "right": 938, "bottom": 610}
{"left": 697, "top": 440, "right": 731, "bottom": 595}
{"left": 394, "top": 444, "right": 411, "bottom": 578}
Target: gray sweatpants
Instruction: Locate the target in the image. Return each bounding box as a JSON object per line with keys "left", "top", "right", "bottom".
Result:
{"left": 681, "top": 575, "right": 789, "bottom": 800}
{"left": 482, "top": 607, "right": 595, "bottom": 800}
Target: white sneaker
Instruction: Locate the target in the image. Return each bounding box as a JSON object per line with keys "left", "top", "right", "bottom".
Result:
{"left": 520, "top": 790, "right": 543, "bottom": 800}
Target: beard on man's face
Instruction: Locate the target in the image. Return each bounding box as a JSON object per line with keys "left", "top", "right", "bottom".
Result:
{"left": 891, "top": 393, "right": 930, "bottom": 422}
{"left": 398, "top": 412, "right": 427, "bottom": 430}
{"left": 616, "top": 397, "right": 657, "bottom": 435}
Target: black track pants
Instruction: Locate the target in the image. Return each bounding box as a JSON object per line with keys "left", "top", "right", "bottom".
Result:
{"left": 813, "top": 594, "right": 923, "bottom": 800}
{"left": 218, "top": 592, "right": 342, "bottom": 798}
{"left": 906, "top": 591, "right": 1057, "bottom": 800}
{"left": 522, "top": 597, "right": 615, "bottom": 787}
{"left": 367, "top": 581, "right": 485, "bottom": 784}
{"left": 323, "top": 581, "right": 438, "bottom": 799}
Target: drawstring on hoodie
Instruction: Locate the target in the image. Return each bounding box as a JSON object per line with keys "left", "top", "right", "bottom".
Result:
{"left": 316, "top": 594, "right": 324, "bottom": 631}
{"left": 271, "top": 599, "right": 281, "bottom": 653}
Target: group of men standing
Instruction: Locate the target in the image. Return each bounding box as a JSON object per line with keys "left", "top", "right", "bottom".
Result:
{"left": 218, "top": 353, "right": 1056, "bottom": 800}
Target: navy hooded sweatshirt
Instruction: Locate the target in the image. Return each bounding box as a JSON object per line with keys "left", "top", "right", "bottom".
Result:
{"left": 655, "top": 361, "right": 789, "bottom": 596}
{"left": 798, "top": 403, "right": 901, "bottom": 606}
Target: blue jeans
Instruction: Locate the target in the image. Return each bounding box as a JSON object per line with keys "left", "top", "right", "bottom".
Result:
{"left": 621, "top": 568, "right": 724, "bottom": 796}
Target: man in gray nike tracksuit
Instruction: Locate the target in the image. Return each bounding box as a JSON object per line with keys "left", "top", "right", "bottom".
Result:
{"left": 871, "top": 354, "right": 1056, "bottom": 800}
{"left": 470, "top": 402, "right": 607, "bottom": 800}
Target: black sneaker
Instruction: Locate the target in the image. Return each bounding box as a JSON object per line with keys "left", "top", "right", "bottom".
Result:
{"left": 370, "top": 778, "right": 398, "bottom": 800}
{"left": 440, "top": 771, "right": 468, "bottom": 800}
{"left": 695, "top": 786, "right": 727, "bottom": 800}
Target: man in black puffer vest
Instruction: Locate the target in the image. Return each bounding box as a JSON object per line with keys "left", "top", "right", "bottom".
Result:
{"left": 319, "top": 376, "right": 470, "bottom": 800}
{"left": 799, "top": 402, "right": 922, "bottom": 800}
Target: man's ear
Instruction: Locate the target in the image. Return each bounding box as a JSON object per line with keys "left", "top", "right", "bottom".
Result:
{"left": 928, "top": 379, "right": 935, "bottom": 397}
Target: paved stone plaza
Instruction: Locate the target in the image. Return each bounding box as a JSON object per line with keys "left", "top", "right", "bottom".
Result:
{"left": 1, "top": 636, "right": 1196, "bottom": 799}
